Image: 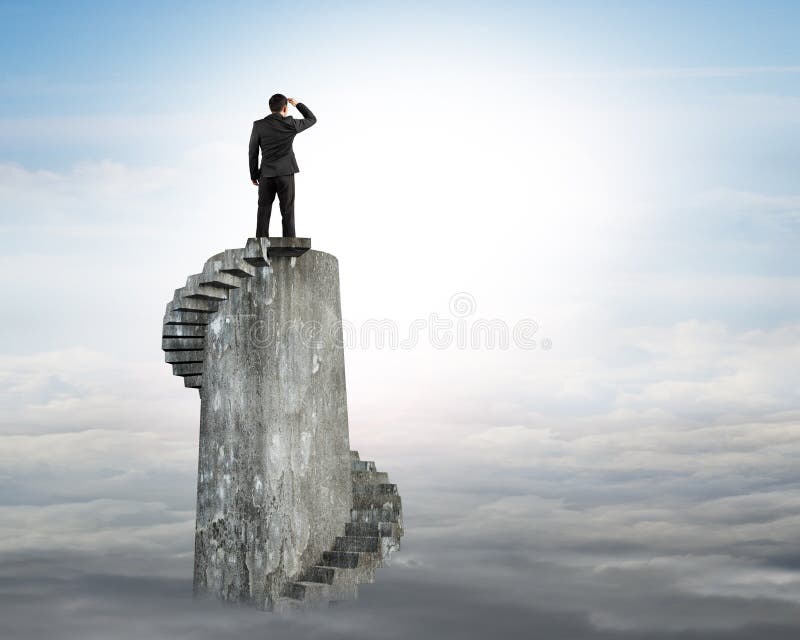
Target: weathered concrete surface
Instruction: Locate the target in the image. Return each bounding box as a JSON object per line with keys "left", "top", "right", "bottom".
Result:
{"left": 192, "top": 248, "right": 352, "bottom": 609}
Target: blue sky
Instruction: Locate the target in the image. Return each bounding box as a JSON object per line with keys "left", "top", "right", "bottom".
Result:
{"left": 1, "top": 1, "right": 800, "bottom": 638}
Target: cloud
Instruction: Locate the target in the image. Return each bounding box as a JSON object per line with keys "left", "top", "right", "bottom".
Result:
{"left": 0, "top": 151, "right": 248, "bottom": 238}
{"left": 0, "top": 550, "right": 798, "bottom": 640}
{"left": 2, "top": 317, "right": 799, "bottom": 635}
{"left": 0, "top": 499, "right": 192, "bottom": 557}
{"left": 0, "top": 348, "right": 195, "bottom": 437}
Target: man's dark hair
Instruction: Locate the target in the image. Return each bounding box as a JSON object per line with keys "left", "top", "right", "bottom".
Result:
{"left": 269, "top": 93, "right": 288, "bottom": 113}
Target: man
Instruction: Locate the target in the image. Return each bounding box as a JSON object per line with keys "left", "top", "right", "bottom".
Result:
{"left": 249, "top": 94, "right": 317, "bottom": 237}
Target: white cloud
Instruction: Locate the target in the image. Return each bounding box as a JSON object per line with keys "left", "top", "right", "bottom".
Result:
{"left": 0, "top": 348, "right": 196, "bottom": 436}
{"left": 0, "top": 498, "right": 193, "bottom": 555}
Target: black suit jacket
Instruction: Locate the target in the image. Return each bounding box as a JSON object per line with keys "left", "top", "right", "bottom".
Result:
{"left": 249, "top": 103, "right": 317, "bottom": 180}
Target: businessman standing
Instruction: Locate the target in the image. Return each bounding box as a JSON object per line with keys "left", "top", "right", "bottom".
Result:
{"left": 249, "top": 94, "right": 317, "bottom": 237}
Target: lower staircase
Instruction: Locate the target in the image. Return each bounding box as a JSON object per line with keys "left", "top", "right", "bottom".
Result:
{"left": 272, "top": 450, "right": 404, "bottom": 611}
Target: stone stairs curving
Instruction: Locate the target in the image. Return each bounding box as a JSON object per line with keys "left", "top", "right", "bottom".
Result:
{"left": 162, "top": 238, "right": 271, "bottom": 390}
{"left": 272, "top": 450, "right": 404, "bottom": 612}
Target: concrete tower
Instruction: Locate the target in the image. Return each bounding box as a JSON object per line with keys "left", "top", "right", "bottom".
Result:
{"left": 162, "top": 237, "right": 403, "bottom": 611}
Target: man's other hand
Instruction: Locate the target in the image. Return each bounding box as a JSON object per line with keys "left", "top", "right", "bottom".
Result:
{"left": 288, "top": 98, "right": 298, "bottom": 106}
{"left": 252, "top": 179, "right": 259, "bottom": 186}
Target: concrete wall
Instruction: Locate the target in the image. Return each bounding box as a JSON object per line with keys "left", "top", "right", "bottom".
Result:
{"left": 192, "top": 249, "right": 352, "bottom": 608}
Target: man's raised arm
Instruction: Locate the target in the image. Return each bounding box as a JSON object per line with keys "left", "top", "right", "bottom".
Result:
{"left": 289, "top": 98, "right": 317, "bottom": 133}
{"left": 248, "top": 122, "right": 260, "bottom": 183}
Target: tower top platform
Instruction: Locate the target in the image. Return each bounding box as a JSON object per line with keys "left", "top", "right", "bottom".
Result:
{"left": 265, "top": 236, "right": 311, "bottom": 257}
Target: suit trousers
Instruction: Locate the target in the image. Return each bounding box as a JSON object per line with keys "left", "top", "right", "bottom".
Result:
{"left": 256, "top": 174, "right": 295, "bottom": 237}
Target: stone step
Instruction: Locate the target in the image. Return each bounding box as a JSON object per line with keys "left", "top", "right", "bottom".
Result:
{"left": 351, "top": 470, "right": 389, "bottom": 484}
{"left": 162, "top": 324, "right": 206, "bottom": 339}
{"left": 351, "top": 460, "right": 376, "bottom": 472}
{"left": 267, "top": 237, "right": 311, "bottom": 258}
{"left": 163, "top": 310, "right": 211, "bottom": 326}
{"left": 185, "top": 275, "right": 229, "bottom": 301}
{"left": 184, "top": 375, "right": 203, "bottom": 388}
{"left": 352, "top": 493, "right": 402, "bottom": 511}
{"left": 303, "top": 563, "right": 374, "bottom": 589}
{"left": 333, "top": 536, "right": 380, "bottom": 553}
{"left": 244, "top": 237, "right": 271, "bottom": 267}
{"left": 350, "top": 450, "right": 360, "bottom": 461}
{"left": 304, "top": 565, "right": 354, "bottom": 588}
{"left": 345, "top": 521, "right": 401, "bottom": 539}
{"left": 200, "top": 274, "right": 241, "bottom": 290}
{"left": 305, "top": 565, "right": 338, "bottom": 585}
{"left": 351, "top": 507, "right": 401, "bottom": 525}
{"left": 171, "top": 290, "right": 219, "bottom": 313}
{"left": 287, "top": 581, "right": 333, "bottom": 603}
{"left": 164, "top": 350, "right": 205, "bottom": 364}
{"left": 290, "top": 578, "right": 358, "bottom": 603}
{"left": 322, "top": 550, "right": 381, "bottom": 570}
{"left": 198, "top": 265, "right": 245, "bottom": 290}
{"left": 162, "top": 337, "right": 205, "bottom": 351}
{"left": 219, "top": 249, "right": 257, "bottom": 278}
{"left": 353, "top": 483, "right": 397, "bottom": 496}
{"left": 172, "top": 362, "right": 203, "bottom": 376}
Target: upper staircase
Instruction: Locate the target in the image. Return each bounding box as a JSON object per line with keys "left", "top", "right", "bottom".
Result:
{"left": 162, "top": 238, "right": 272, "bottom": 390}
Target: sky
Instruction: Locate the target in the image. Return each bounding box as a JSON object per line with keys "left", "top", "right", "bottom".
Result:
{"left": 1, "top": 0, "right": 800, "bottom": 637}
